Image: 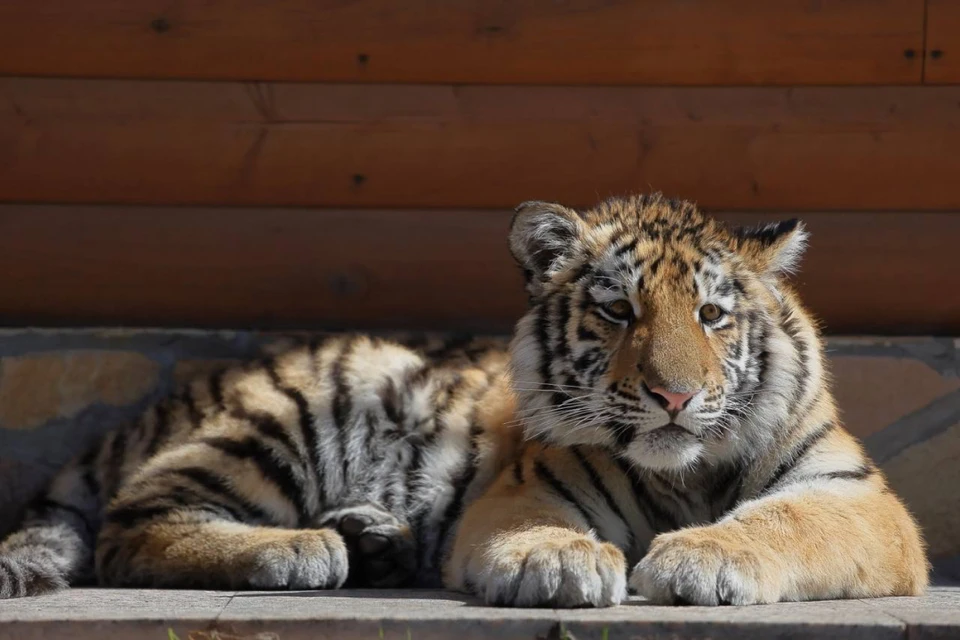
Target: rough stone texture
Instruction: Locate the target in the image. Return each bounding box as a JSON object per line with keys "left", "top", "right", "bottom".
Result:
{"left": 1, "top": 587, "right": 958, "bottom": 640}
{"left": 883, "top": 422, "right": 960, "bottom": 558}
{"left": 0, "top": 330, "right": 957, "bottom": 578}
{"left": 831, "top": 356, "right": 960, "bottom": 440}
{"left": 0, "top": 350, "right": 159, "bottom": 430}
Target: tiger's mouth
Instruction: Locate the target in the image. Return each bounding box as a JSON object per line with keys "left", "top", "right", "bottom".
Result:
{"left": 659, "top": 422, "right": 693, "bottom": 435}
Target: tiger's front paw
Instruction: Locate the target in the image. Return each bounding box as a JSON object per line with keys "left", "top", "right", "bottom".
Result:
{"left": 473, "top": 534, "right": 627, "bottom": 608}
{"left": 245, "top": 529, "right": 349, "bottom": 590}
{"left": 630, "top": 527, "right": 781, "bottom": 606}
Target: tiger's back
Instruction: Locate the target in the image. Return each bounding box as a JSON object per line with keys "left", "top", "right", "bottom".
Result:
{"left": 0, "top": 334, "right": 519, "bottom": 595}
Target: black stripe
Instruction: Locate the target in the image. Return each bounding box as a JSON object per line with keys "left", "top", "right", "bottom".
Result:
{"left": 180, "top": 387, "right": 204, "bottom": 427}
{"left": 200, "top": 436, "right": 309, "bottom": 525}
{"left": 512, "top": 460, "right": 524, "bottom": 485}
{"left": 331, "top": 339, "right": 356, "bottom": 485}
{"left": 173, "top": 466, "right": 273, "bottom": 523}
{"left": 570, "top": 262, "right": 594, "bottom": 283}
{"left": 554, "top": 295, "right": 573, "bottom": 360}
{"left": 104, "top": 486, "right": 247, "bottom": 529}
{"left": 380, "top": 377, "right": 403, "bottom": 424}
{"left": 706, "top": 462, "right": 744, "bottom": 517}
{"left": 614, "top": 238, "right": 638, "bottom": 258}
{"left": 571, "top": 447, "right": 632, "bottom": 548}
{"left": 609, "top": 419, "right": 637, "bottom": 450}
{"left": 782, "top": 311, "right": 811, "bottom": 411}
{"left": 266, "top": 362, "right": 324, "bottom": 512}
{"left": 78, "top": 449, "right": 103, "bottom": 505}
{"left": 577, "top": 323, "right": 601, "bottom": 342}
{"left": 534, "top": 459, "right": 598, "bottom": 532}
{"left": 36, "top": 499, "right": 95, "bottom": 540}
{"left": 103, "top": 429, "right": 129, "bottom": 496}
{"left": 647, "top": 254, "right": 664, "bottom": 277}
{"left": 817, "top": 465, "right": 875, "bottom": 483}
{"left": 574, "top": 347, "right": 603, "bottom": 376}
{"left": 761, "top": 422, "right": 837, "bottom": 494}
{"left": 209, "top": 369, "right": 226, "bottom": 411}
{"left": 144, "top": 403, "right": 172, "bottom": 457}
{"left": 105, "top": 503, "right": 172, "bottom": 528}
{"left": 239, "top": 409, "right": 302, "bottom": 461}
{"left": 403, "top": 446, "right": 425, "bottom": 511}
{"left": 174, "top": 486, "right": 248, "bottom": 523}
{"left": 535, "top": 303, "right": 553, "bottom": 386}
{"left": 612, "top": 456, "right": 677, "bottom": 531}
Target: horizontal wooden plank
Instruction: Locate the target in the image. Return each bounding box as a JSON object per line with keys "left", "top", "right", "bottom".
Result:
{"left": 925, "top": 0, "right": 960, "bottom": 83}
{"left": 0, "top": 1, "right": 923, "bottom": 85}
{"left": 3, "top": 80, "right": 960, "bottom": 211}
{"left": 0, "top": 206, "right": 956, "bottom": 334}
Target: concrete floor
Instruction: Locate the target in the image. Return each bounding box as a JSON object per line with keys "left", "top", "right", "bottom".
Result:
{"left": 0, "top": 586, "right": 958, "bottom": 640}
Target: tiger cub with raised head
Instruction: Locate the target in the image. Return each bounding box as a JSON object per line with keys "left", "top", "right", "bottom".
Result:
{"left": 0, "top": 195, "right": 926, "bottom": 607}
{"left": 444, "top": 195, "right": 927, "bottom": 606}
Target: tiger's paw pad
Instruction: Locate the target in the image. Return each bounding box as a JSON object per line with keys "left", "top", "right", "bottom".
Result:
{"left": 476, "top": 536, "right": 627, "bottom": 608}
{"left": 246, "top": 529, "right": 348, "bottom": 590}
{"left": 320, "top": 504, "right": 417, "bottom": 588}
{"left": 630, "top": 529, "right": 777, "bottom": 606}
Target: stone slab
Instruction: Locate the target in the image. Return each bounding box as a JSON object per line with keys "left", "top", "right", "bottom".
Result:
{"left": 860, "top": 586, "right": 960, "bottom": 640}
{"left": 0, "top": 587, "right": 956, "bottom": 640}
{"left": 0, "top": 589, "right": 233, "bottom": 640}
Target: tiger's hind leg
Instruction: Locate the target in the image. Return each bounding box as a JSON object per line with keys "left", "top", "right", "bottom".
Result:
{"left": 319, "top": 503, "right": 417, "bottom": 588}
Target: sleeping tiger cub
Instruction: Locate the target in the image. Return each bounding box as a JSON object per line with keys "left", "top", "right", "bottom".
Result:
{"left": 0, "top": 194, "right": 926, "bottom": 606}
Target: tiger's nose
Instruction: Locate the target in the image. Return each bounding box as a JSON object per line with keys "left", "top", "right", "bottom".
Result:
{"left": 646, "top": 385, "right": 698, "bottom": 413}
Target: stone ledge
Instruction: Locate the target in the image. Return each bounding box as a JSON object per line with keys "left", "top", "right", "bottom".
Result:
{"left": 0, "top": 587, "right": 957, "bottom": 640}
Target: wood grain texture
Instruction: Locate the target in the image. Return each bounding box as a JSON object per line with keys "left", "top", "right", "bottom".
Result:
{"left": 0, "top": 206, "right": 956, "bottom": 334}
{"left": 925, "top": 0, "right": 960, "bottom": 83}
{"left": 0, "top": 1, "right": 924, "bottom": 85}
{"left": 3, "top": 79, "right": 960, "bottom": 211}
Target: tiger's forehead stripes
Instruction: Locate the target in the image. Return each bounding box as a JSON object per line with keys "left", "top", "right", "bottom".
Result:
{"left": 588, "top": 234, "right": 731, "bottom": 304}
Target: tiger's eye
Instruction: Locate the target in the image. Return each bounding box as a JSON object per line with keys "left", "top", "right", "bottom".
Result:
{"left": 700, "top": 303, "right": 723, "bottom": 322}
{"left": 603, "top": 300, "right": 634, "bottom": 321}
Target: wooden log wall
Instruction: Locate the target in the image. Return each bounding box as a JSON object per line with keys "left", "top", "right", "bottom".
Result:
{"left": 0, "top": 1, "right": 957, "bottom": 334}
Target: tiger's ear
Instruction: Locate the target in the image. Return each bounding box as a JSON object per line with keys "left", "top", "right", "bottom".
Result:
{"left": 732, "top": 219, "right": 808, "bottom": 278}
{"left": 509, "top": 201, "right": 586, "bottom": 297}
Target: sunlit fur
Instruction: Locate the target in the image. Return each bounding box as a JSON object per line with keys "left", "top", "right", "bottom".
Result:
{"left": 446, "top": 194, "right": 928, "bottom": 607}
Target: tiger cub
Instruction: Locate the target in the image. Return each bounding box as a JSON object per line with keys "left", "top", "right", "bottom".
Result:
{"left": 0, "top": 194, "right": 926, "bottom": 607}
{"left": 445, "top": 195, "right": 927, "bottom": 606}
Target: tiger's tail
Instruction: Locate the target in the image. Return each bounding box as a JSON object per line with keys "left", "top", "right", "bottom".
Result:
{"left": 0, "top": 456, "right": 101, "bottom": 598}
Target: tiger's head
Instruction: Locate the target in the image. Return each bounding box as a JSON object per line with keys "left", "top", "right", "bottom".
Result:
{"left": 508, "top": 194, "right": 816, "bottom": 472}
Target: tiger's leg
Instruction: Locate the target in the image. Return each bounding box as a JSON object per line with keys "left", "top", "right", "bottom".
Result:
{"left": 96, "top": 451, "right": 348, "bottom": 590}
{"left": 444, "top": 447, "right": 627, "bottom": 608}
{"left": 632, "top": 433, "right": 928, "bottom": 605}
{"left": 318, "top": 503, "right": 417, "bottom": 588}
{"left": 97, "top": 509, "right": 348, "bottom": 590}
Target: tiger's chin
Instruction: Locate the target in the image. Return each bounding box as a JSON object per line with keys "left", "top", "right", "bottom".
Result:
{"left": 624, "top": 425, "right": 704, "bottom": 472}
